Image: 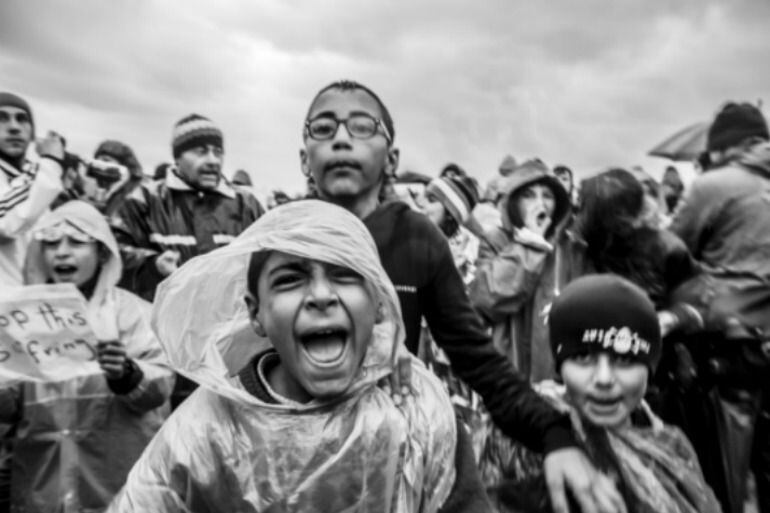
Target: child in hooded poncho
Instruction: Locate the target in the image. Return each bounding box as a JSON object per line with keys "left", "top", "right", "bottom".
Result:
{"left": 107, "top": 200, "right": 467, "bottom": 513}
{"left": 0, "top": 200, "right": 173, "bottom": 512}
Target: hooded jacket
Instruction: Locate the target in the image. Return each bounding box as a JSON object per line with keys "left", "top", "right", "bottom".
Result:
{"left": 0, "top": 156, "right": 63, "bottom": 286}
{"left": 111, "top": 170, "right": 264, "bottom": 301}
{"left": 107, "top": 200, "right": 458, "bottom": 513}
{"left": 0, "top": 201, "right": 173, "bottom": 513}
{"left": 469, "top": 161, "right": 587, "bottom": 382}
{"left": 670, "top": 140, "right": 770, "bottom": 338}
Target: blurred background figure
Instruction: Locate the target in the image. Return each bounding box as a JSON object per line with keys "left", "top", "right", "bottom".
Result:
{"left": 85, "top": 139, "right": 146, "bottom": 217}
{"left": 661, "top": 165, "right": 685, "bottom": 215}
{"left": 630, "top": 165, "right": 670, "bottom": 228}
{"left": 389, "top": 169, "right": 431, "bottom": 211}
{"left": 266, "top": 189, "right": 291, "bottom": 209}
{"left": 231, "top": 169, "right": 252, "bottom": 187}
{"left": 668, "top": 101, "right": 770, "bottom": 513}
{"left": 470, "top": 158, "right": 577, "bottom": 383}
{"left": 153, "top": 162, "right": 170, "bottom": 182}
{"left": 439, "top": 162, "right": 468, "bottom": 180}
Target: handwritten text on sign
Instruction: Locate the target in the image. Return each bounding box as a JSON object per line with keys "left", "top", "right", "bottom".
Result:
{"left": 0, "top": 284, "right": 99, "bottom": 383}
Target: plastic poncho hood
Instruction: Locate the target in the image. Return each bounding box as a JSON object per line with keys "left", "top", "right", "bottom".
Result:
{"left": 152, "top": 199, "right": 407, "bottom": 407}
{"left": 26, "top": 200, "right": 122, "bottom": 300}
{"left": 111, "top": 200, "right": 456, "bottom": 512}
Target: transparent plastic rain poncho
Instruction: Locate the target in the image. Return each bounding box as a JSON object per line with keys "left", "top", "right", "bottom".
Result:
{"left": 109, "top": 200, "right": 457, "bottom": 513}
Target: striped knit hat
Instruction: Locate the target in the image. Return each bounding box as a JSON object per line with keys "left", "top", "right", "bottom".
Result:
{"left": 171, "top": 114, "right": 223, "bottom": 158}
{"left": 426, "top": 175, "right": 479, "bottom": 225}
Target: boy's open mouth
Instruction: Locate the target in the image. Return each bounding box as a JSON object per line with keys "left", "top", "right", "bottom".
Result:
{"left": 53, "top": 264, "right": 78, "bottom": 277}
{"left": 299, "top": 327, "right": 349, "bottom": 365}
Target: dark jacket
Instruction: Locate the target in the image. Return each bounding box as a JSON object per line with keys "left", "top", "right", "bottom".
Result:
{"left": 469, "top": 163, "right": 584, "bottom": 382}
{"left": 111, "top": 171, "right": 264, "bottom": 302}
{"left": 670, "top": 140, "right": 770, "bottom": 338}
{"left": 363, "top": 200, "right": 574, "bottom": 454}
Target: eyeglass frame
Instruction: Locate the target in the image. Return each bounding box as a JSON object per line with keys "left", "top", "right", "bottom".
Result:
{"left": 304, "top": 113, "right": 392, "bottom": 144}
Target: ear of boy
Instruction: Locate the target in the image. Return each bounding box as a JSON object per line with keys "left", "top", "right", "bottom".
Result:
{"left": 244, "top": 293, "right": 267, "bottom": 337}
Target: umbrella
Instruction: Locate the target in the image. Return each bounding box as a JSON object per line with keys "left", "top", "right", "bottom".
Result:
{"left": 648, "top": 121, "right": 709, "bottom": 161}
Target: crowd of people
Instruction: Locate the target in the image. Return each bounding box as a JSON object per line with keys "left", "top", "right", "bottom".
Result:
{"left": 0, "top": 83, "right": 768, "bottom": 513}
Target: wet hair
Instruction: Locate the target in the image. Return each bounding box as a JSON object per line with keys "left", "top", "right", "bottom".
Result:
{"left": 304, "top": 80, "right": 395, "bottom": 144}
{"left": 246, "top": 251, "right": 272, "bottom": 300}
{"left": 578, "top": 168, "right": 667, "bottom": 301}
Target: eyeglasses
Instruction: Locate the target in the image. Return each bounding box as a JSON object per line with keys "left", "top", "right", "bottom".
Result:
{"left": 34, "top": 222, "right": 95, "bottom": 244}
{"left": 305, "top": 114, "right": 391, "bottom": 142}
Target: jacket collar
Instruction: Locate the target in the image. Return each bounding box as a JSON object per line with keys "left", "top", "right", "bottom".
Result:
{"left": 0, "top": 155, "right": 27, "bottom": 180}
{"left": 166, "top": 168, "right": 235, "bottom": 199}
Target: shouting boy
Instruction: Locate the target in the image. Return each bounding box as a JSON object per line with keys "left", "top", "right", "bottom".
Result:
{"left": 109, "top": 200, "right": 475, "bottom": 512}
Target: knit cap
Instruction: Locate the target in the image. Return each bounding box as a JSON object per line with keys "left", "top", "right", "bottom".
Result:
{"left": 426, "top": 175, "right": 479, "bottom": 225}
{"left": 549, "top": 274, "right": 661, "bottom": 371}
{"left": 171, "top": 114, "right": 223, "bottom": 158}
{"left": 0, "top": 91, "right": 34, "bottom": 135}
{"left": 707, "top": 102, "right": 769, "bottom": 151}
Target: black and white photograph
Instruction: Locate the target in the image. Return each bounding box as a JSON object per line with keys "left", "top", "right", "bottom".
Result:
{"left": 1, "top": 1, "right": 769, "bottom": 511}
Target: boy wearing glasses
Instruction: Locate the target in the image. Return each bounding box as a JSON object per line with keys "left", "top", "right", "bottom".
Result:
{"left": 0, "top": 200, "right": 172, "bottom": 512}
{"left": 300, "top": 80, "right": 625, "bottom": 513}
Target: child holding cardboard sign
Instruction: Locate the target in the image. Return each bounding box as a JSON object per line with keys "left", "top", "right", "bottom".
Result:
{"left": 0, "top": 200, "right": 173, "bottom": 512}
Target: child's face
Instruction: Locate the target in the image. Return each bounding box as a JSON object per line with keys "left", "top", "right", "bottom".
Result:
{"left": 416, "top": 191, "right": 447, "bottom": 227}
{"left": 42, "top": 234, "right": 101, "bottom": 288}
{"left": 300, "top": 88, "right": 398, "bottom": 204}
{"left": 516, "top": 183, "right": 556, "bottom": 225}
{"left": 561, "top": 352, "right": 648, "bottom": 429}
{"left": 248, "top": 252, "right": 377, "bottom": 402}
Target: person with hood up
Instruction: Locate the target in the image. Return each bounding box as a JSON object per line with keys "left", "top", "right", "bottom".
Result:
{"left": 484, "top": 275, "right": 721, "bottom": 513}
{"left": 469, "top": 158, "right": 585, "bottom": 383}
{"left": 107, "top": 199, "right": 489, "bottom": 512}
{"left": 669, "top": 101, "right": 770, "bottom": 513}
{"left": 0, "top": 200, "right": 173, "bottom": 513}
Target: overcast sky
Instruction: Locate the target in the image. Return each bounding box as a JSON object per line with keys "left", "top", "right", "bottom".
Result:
{"left": 1, "top": 0, "right": 768, "bottom": 194}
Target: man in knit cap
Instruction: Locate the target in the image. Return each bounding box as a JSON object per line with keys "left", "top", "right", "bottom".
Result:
{"left": 0, "top": 91, "right": 70, "bottom": 287}
{"left": 669, "top": 102, "right": 770, "bottom": 513}
{"left": 113, "top": 114, "right": 264, "bottom": 300}
{"left": 112, "top": 114, "right": 264, "bottom": 407}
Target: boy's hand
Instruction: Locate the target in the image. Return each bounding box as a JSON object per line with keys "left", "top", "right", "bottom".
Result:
{"left": 155, "top": 250, "right": 181, "bottom": 277}
{"left": 523, "top": 202, "right": 552, "bottom": 237}
{"left": 97, "top": 340, "right": 129, "bottom": 380}
{"left": 544, "top": 447, "right": 627, "bottom": 513}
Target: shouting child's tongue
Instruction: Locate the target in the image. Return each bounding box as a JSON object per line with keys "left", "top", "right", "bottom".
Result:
{"left": 301, "top": 329, "right": 347, "bottom": 364}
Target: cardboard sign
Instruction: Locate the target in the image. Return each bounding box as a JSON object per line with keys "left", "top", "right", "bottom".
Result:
{"left": 0, "top": 283, "right": 99, "bottom": 383}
